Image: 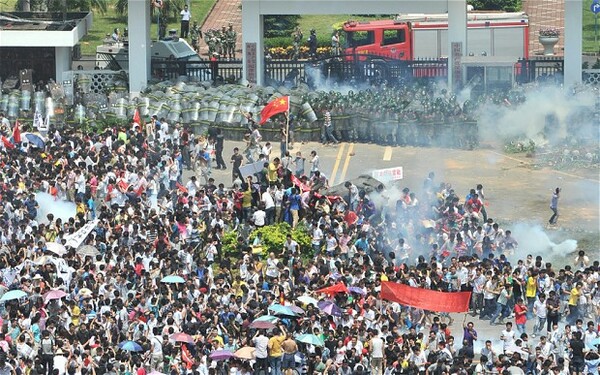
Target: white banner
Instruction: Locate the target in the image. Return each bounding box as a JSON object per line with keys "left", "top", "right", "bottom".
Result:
{"left": 372, "top": 167, "right": 403, "bottom": 182}
{"left": 64, "top": 219, "right": 99, "bottom": 248}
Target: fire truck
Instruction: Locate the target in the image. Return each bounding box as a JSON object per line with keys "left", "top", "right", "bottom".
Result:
{"left": 342, "top": 12, "right": 529, "bottom": 61}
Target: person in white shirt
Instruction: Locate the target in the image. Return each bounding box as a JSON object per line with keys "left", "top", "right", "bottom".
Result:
{"left": 501, "top": 322, "right": 516, "bottom": 353}
{"left": 261, "top": 187, "right": 275, "bottom": 225}
{"left": 252, "top": 330, "right": 269, "bottom": 372}
{"left": 179, "top": 5, "right": 191, "bottom": 38}
{"left": 370, "top": 330, "right": 385, "bottom": 375}
{"left": 252, "top": 206, "right": 266, "bottom": 227}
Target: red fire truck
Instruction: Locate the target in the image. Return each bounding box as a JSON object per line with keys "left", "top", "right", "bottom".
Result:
{"left": 342, "top": 12, "right": 529, "bottom": 61}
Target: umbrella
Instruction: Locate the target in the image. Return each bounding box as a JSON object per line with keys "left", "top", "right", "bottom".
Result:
{"left": 34, "top": 255, "right": 54, "bottom": 265}
{"left": 148, "top": 371, "right": 165, "bottom": 375}
{"left": 297, "top": 295, "right": 319, "bottom": 306}
{"left": 254, "top": 315, "right": 279, "bottom": 323}
{"left": 234, "top": 346, "right": 255, "bottom": 360}
{"left": 268, "top": 304, "right": 298, "bottom": 316}
{"left": 288, "top": 305, "right": 305, "bottom": 314}
{"left": 45, "top": 242, "right": 67, "bottom": 256}
{"left": 592, "top": 337, "right": 600, "bottom": 346}
{"left": 315, "top": 283, "right": 349, "bottom": 295}
{"left": 170, "top": 332, "right": 195, "bottom": 344}
{"left": 77, "top": 245, "right": 100, "bottom": 257}
{"left": 348, "top": 286, "right": 367, "bottom": 295}
{"left": 0, "top": 290, "right": 27, "bottom": 302}
{"left": 22, "top": 132, "right": 45, "bottom": 148}
{"left": 209, "top": 350, "right": 234, "bottom": 361}
{"left": 44, "top": 290, "right": 67, "bottom": 302}
{"left": 161, "top": 275, "right": 185, "bottom": 284}
{"left": 317, "top": 300, "right": 342, "bottom": 317}
{"left": 118, "top": 340, "right": 143, "bottom": 352}
{"left": 249, "top": 320, "right": 276, "bottom": 329}
{"left": 296, "top": 334, "right": 325, "bottom": 346}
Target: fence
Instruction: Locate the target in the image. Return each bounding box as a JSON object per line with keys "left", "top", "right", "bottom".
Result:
{"left": 151, "top": 59, "right": 243, "bottom": 82}
{"left": 515, "top": 57, "right": 564, "bottom": 84}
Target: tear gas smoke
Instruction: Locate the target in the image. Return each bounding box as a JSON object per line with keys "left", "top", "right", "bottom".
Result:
{"left": 475, "top": 85, "right": 596, "bottom": 147}
{"left": 36, "top": 192, "right": 76, "bottom": 224}
{"left": 506, "top": 222, "right": 577, "bottom": 261}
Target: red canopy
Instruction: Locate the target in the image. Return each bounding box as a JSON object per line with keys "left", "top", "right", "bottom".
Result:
{"left": 315, "top": 283, "right": 349, "bottom": 295}
{"left": 381, "top": 281, "right": 471, "bottom": 313}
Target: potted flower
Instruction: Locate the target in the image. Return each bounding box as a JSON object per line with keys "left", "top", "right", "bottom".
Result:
{"left": 539, "top": 28, "right": 560, "bottom": 56}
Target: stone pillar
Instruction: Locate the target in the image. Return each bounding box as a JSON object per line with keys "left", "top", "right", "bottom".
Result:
{"left": 564, "top": 0, "right": 582, "bottom": 87}
{"left": 55, "top": 47, "right": 72, "bottom": 83}
{"left": 241, "top": 0, "right": 264, "bottom": 85}
{"left": 128, "top": 0, "right": 151, "bottom": 94}
{"left": 447, "top": 0, "right": 467, "bottom": 91}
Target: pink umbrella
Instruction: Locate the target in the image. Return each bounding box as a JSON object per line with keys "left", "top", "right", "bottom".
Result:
{"left": 249, "top": 320, "right": 276, "bottom": 329}
{"left": 170, "top": 332, "right": 195, "bottom": 344}
{"left": 44, "top": 290, "right": 67, "bottom": 302}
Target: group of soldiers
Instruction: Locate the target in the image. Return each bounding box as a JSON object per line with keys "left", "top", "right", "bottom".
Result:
{"left": 194, "top": 23, "right": 237, "bottom": 59}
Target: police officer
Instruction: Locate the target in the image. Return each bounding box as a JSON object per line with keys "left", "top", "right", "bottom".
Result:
{"left": 225, "top": 23, "right": 237, "bottom": 59}
{"left": 291, "top": 26, "right": 303, "bottom": 60}
{"left": 307, "top": 29, "right": 317, "bottom": 59}
{"left": 190, "top": 21, "right": 202, "bottom": 52}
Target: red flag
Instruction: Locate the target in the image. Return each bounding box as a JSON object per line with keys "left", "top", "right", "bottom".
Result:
{"left": 176, "top": 182, "right": 188, "bottom": 193}
{"left": 1, "top": 136, "right": 14, "bottom": 150}
{"left": 181, "top": 344, "right": 194, "bottom": 369}
{"left": 12, "top": 120, "right": 21, "bottom": 144}
{"left": 315, "top": 283, "right": 349, "bottom": 295}
{"left": 259, "top": 96, "right": 290, "bottom": 125}
{"left": 133, "top": 109, "right": 141, "bottom": 125}
{"left": 380, "top": 281, "right": 471, "bottom": 313}
{"left": 290, "top": 174, "right": 310, "bottom": 192}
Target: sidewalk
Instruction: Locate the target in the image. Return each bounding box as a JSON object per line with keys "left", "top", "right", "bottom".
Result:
{"left": 198, "top": 0, "right": 243, "bottom": 58}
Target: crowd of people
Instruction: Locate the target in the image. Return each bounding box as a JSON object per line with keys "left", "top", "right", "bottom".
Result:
{"left": 0, "top": 109, "right": 596, "bottom": 375}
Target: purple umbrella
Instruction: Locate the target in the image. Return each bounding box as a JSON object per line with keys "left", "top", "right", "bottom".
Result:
{"left": 209, "top": 350, "right": 235, "bottom": 361}
{"left": 317, "top": 300, "right": 342, "bottom": 317}
{"left": 348, "top": 286, "right": 367, "bottom": 295}
{"left": 288, "top": 305, "right": 305, "bottom": 314}
{"left": 249, "top": 320, "right": 276, "bottom": 329}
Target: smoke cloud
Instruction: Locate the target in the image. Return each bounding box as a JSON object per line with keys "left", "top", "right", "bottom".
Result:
{"left": 475, "top": 85, "right": 597, "bottom": 147}
{"left": 508, "top": 222, "right": 578, "bottom": 262}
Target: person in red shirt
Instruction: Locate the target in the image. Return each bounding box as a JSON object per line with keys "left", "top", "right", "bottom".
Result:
{"left": 514, "top": 297, "right": 528, "bottom": 335}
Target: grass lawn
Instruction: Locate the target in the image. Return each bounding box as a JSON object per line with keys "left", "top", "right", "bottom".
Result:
{"left": 0, "top": 0, "right": 216, "bottom": 55}
{"left": 583, "top": 0, "right": 600, "bottom": 53}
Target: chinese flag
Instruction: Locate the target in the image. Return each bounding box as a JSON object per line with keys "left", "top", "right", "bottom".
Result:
{"left": 259, "top": 96, "right": 289, "bottom": 125}
{"left": 12, "top": 120, "right": 21, "bottom": 144}
{"left": 1, "top": 136, "right": 15, "bottom": 150}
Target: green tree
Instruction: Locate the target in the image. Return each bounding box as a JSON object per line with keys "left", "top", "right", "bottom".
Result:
{"left": 115, "top": 0, "right": 185, "bottom": 21}
{"left": 467, "top": 0, "right": 521, "bottom": 12}
{"left": 35, "top": 0, "right": 109, "bottom": 13}
{"left": 264, "top": 15, "right": 300, "bottom": 38}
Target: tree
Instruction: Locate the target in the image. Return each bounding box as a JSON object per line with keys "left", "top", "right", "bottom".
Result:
{"left": 264, "top": 15, "right": 300, "bottom": 38}
{"left": 28, "top": 0, "right": 109, "bottom": 14}
{"left": 115, "top": 0, "right": 186, "bottom": 21}
{"left": 467, "top": 0, "right": 521, "bottom": 12}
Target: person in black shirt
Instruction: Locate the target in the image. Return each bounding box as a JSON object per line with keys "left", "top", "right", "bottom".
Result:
{"left": 569, "top": 331, "right": 585, "bottom": 374}
{"left": 230, "top": 147, "right": 243, "bottom": 182}
{"left": 214, "top": 129, "right": 226, "bottom": 170}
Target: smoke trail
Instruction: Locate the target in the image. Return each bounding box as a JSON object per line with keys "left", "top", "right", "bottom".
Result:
{"left": 509, "top": 222, "right": 578, "bottom": 261}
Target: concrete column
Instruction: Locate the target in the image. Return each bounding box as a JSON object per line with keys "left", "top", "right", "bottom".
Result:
{"left": 447, "top": 0, "right": 467, "bottom": 91}
{"left": 241, "top": 0, "right": 264, "bottom": 85}
{"left": 55, "top": 47, "right": 72, "bottom": 83}
{"left": 564, "top": 0, "right": 582, "bottom": 87}
{"left": 128, "top": 0, "right": 151, "bottom": 94}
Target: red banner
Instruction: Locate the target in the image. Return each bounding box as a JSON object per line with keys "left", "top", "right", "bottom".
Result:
{"left": 381, "top": 281, "right": 471, "bottom": 313}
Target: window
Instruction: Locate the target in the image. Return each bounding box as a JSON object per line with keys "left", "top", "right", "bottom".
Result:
{"left": 382, "top": 29, "right": 406, "bottom": 46}
{"left": 346, "top": 31, "right": 375, "bottom": 47}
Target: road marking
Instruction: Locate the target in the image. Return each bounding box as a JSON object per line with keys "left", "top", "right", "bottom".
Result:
{"left": 383, "top": 146, "right": 393, "bottom": 161}
{"left": 329, "top": 143, "right": 346, "bottom": 185}
{"left": 339, "top": 143, "right": 355, "bottom": 184}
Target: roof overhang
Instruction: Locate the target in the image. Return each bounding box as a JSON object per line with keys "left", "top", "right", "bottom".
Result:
{"left": 0, "top": 12, "right": 93, "bottom": 47}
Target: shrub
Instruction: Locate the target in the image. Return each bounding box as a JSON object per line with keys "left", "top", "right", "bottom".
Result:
{"left": 221, "top": 222, "right": 312, "bottom": 258}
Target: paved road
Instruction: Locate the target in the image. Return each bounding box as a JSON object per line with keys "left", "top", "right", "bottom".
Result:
{"left": 199, "top": 140, "right": 599, "bottom": 234}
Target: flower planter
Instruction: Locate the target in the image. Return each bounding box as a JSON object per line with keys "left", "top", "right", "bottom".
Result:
{"left": 539, "top": 36, "right": 559, "bottom": 56}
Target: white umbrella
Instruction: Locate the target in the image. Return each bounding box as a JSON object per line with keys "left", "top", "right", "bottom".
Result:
{"left": 45, "top": 242, "right": 67, "bottom": 256}
{"left": 77, "top": 245, "right": 100, "bottom": 258}
{"left": 297, "top": 295, "right": 319, "bottom": 306}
